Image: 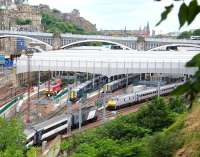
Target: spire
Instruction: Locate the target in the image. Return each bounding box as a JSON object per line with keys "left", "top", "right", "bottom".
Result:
{"left": 124, "top": 26, "right": 127, "bottom": 36}
{"left": 146, "top": 22, "right": 150, "bottom": 32}
{"left": 139, "top": 25, "right": 141, "bottom": 31}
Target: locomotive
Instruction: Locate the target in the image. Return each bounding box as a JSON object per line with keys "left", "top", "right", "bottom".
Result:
{"left": 44, "top": 79, "right": 62, "bottom": 96}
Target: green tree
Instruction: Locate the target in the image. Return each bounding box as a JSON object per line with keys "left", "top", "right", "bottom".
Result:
{"left": 156, "top": 0, "right": 200, "bottom": 28}
{"left": 168, "top": 96, "right": 187, "bottom": 113}
{"left": 135, "top": 97, "right": 174, "bottom": 132}
{"left": 193, "top": 28, "right": 200, "bottom": 36}
{"left": 102, "top": 119, "right": 150, "bottom": 140}
{"left": 177, "top": 31, "right": 192, "bottom": 39}
{"left": 41, "top": 13, "right": 86, "bottom": 34}
{"left": 0, "top": 118, "right": 25, "bottom": 157}
{"left": 16, "top": 19, "right": 32, "bottom": 25}
{"left": 157, "top": 0, "right": 200, "bottom": 109}
{"left": 172, "top": 54, "right": 200, "bottom": 109}
{"left": 148, "top": 132, "right": 182, "bottom": 157}
{"left": 26, "top": 147, "right": 39, "bottom": 157}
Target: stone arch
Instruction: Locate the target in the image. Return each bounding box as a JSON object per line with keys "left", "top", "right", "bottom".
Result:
{"left": 148, "top": 43, "right": 200, "bottom": 51}
{"left": 0, "top": 34, "right": 53, "bottom": 50}
{"left": 60, "top": 39, "right": 132, "bottom": 50}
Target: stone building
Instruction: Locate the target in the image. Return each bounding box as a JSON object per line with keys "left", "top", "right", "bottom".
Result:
{"left": 63, "top": 9, "right": 97, "bottom": 33}
{"left": 0, "top": 0, "right": 12, "bottom": 7}
{"left": 100, "top": 22, "right": 151, "bottom": 37}
{"left": 0, "top": 4, "right": 42, "bottom": 32}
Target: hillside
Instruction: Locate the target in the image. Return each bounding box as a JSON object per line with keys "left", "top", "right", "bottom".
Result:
{"left": 38, "top": 5, "right": 97, "bottom": 34}
{"left": 57, "top": 97, "right": 200, "bottom": 157}
{"left": 175, "top": 103, "right": 200, "bottom": 157}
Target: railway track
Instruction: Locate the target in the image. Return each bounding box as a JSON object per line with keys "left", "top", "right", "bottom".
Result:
{"left": 61, "top": 102, "right": 142, "bottom": 139}
{"left": 0, "top": 87, "right": 26, "bottom": 106}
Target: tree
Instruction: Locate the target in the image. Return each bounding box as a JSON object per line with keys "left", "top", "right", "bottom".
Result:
{"left": 168, "top": 96, "right": 187, "bottom": 113}
{"left": 172, "top": 53, "right": 200, "bottom": 109}
{"left": 16, "top": 19, "right": 32, "bottom": 25}
{"left": 0, "top": 117, "right": 25, "bottom": 157}
{"left": 41, "top": 13, "right": 86, "bottom": 34}
{"left": 177, "top": 31, "right": 192, "bottom": 39}
{"left": 135, "top": 97, "right": 174, "bottom": 132}
{"left": 156, "top": 0, "right": 200, "bottom": 28}
{"left": 157, "top": 0, "right": 200, "bottom": 109}
{"left": 148, "top": 132, "right": 182, "bottom": 157}
{"left": 193, "top": 29, "right": 200, "bottom": 36}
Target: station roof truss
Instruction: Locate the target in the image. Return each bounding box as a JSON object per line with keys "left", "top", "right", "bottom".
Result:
{"left": 16, "top": 50, "right": 199, "bottom": 77}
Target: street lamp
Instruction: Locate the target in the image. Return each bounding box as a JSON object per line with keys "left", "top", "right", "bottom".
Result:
{"left": 78, "top": 98, "right": 83, "bottom": 131}
{"left": 25, "top": 48, "right": 34, "bottom": 124}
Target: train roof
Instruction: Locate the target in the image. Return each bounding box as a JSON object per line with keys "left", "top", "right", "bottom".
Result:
{"left": 72, "top": 80, "right": 93, "bottom": 92}
{"left": 106, "top": 78, "right": 125, "bottom": 86}
{"left": 31, "top": 113, "right": 70, "bottom": 131}
{"left": 24, "top": 128, "right": 36, "bottom": 140}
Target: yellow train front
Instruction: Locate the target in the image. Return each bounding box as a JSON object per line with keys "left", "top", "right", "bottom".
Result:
{"left": 106, "top": 99, "right": 117, "bottom": 110}
{"left": 69, "top": 90, "right": 78, "bottom": 102}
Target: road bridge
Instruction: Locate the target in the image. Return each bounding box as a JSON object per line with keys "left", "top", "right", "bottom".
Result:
{"left": 1, "top": 30, "right": 200, "bottom": 50}
{"left": 16, "top": 50, "right": 198, "bottom": 77}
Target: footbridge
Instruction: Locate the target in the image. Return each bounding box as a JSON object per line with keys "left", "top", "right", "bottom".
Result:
{"left": 16, "top": 50, "right": 198, "bottom": 77}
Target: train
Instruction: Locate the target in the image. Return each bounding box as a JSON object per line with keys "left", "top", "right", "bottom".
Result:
{"left": 24, "top": 82, "right": 183, "bottom": 146}
{"left": 70, "top": 76, "right": 108, "bottom": 102}
{"left": 103, "top": 75, "right": 135, "bottom": 93}
{"left": 44, "top": 79, "right": 62, "bottom": 96}
{"left": 24, "top": 106, "right": 97, "bottom": 147}
{"left": 106, "top": 82, "right": 184, "bottom": 110}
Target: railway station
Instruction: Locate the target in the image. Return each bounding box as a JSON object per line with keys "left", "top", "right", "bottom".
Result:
{"left": 0, "top": 44, "right": 200, "bottom": 148}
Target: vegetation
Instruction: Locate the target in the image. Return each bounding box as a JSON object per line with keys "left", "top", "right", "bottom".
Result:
{"left": 177, "top": 31, "right": 192, "bottom": 39}
{"left": 156, "top": 0, "right": 200, "bottom": 28}
{"left": 60, "top": 97, "right": 187, "bottom": 157}
{"left": 16, "top": 19, "right": 32, "bottom": 25}
{"left": 177, "top": 29, "right": 200, "bottom": 39}
{"left": 41, "top": 13, "right": 85, "bottom": 34}
{"left": 0, "top": 117, "right": 25, "bottom": 157}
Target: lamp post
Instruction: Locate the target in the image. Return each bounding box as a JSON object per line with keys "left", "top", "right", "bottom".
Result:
{"left": 25, "top": 48, "right": 33, "bottom": 124}
{"left": 78, "top": 99, "right": 82, "bottom": 131}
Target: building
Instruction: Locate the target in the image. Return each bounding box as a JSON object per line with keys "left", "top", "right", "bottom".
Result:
{"left": 100, "top": 22, "right": 151, "bottom": 37}
{"left": 0, "top": 0, "right": 12, "bottom": 7}
{"left": 62, "top": 9, "right": 97, "bottom": 33}
{"left": 0, "top": 3, "right": 42, "bottom": 32}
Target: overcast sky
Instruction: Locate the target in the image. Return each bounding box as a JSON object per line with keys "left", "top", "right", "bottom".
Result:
{"left": 28, "top": 0, "right": 200, "bottom": 34}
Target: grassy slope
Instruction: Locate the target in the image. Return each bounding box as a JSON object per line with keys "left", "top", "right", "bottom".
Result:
{"left": 175, "top": 103, "right": 200, "bottom": 157}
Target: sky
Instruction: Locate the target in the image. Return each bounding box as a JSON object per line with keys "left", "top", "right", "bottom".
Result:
{"left": 28, "top": 0, "right": 200, "bottom": 34}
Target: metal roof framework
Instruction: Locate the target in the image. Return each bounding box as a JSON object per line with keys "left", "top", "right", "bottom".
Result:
{"left": 16, "top": 50, "right": 199, "bottom": 77}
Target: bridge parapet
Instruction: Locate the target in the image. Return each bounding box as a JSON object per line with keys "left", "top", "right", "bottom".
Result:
{"left": 0, "top": 30, "right": 200, "bottom": 51}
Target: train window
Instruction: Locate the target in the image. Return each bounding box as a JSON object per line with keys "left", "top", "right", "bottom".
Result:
{"left": 129, "top": 97, "right": 130, "bottom": 100}
{"left": 124, "top": 98, "right": 126, "bottom": 101}
{"left": 43, "top": 120, "right": 68, "bottom": 134}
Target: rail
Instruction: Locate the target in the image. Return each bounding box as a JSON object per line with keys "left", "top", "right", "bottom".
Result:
{"left": 0, "top": 95, "right": 23, "bottom": 116}
{"left": 53, "top": 88, "right": 68, "bottom": 101}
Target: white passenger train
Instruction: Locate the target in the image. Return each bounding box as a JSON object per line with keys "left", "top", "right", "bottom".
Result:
{"left": 24, "top": 106, "right": 97, "bottom": 146}
{"left": 107, "top": 82, "right": 184, "bottom": 110}
{"left": 70, "top": 76, "right": 108, "bottom": 102}
{"left": 104, "top": 75, "right": 135, "bottom": 93}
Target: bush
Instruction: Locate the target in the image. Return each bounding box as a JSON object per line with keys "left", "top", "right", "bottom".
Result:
{"left": 168, "top": 96, "right": 187, "bottom": 113}
{"left": 135, "top": 97, "right": 174, "bottom": 132}
{"left": 101, "top": 119, "right": 150, "bottom": 140}
{"left": 61, "top": 97, "right": 186, "bottom": 157}
{"left": 148, "top": 132, "right": 183, "bottom": 157}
